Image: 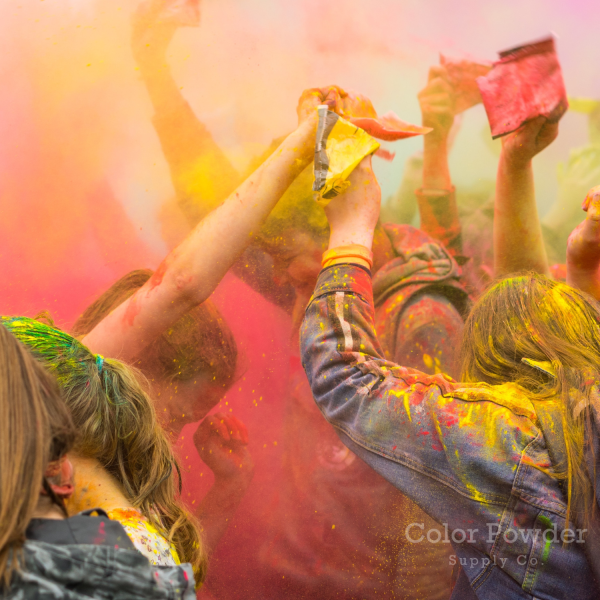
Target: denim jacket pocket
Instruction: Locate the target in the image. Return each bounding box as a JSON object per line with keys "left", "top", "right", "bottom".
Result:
{"left": 481, "top": 431, "right": 592, "bottom": 598}
{"left": 487, "top": 495, "right": 552, "bottom": 592}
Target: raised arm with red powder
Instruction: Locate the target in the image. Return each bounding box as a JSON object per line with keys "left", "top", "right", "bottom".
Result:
{"left": 493, "top": 116, "right": 558, "bottom": 278}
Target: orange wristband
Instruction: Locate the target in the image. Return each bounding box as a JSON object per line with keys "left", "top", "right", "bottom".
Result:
{"left": 322, "top": 244, "right": 373, "bottom": 270}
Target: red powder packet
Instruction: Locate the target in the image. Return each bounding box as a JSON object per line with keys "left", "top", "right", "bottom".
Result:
{"left": 440, "top": 55, "right": 492, "bottom": 114}
{"left": 150, "top": 0, "right": 200, "bottom": 27}
{"left": 476, "top": 36, "right": 568, "bottom": 139}
{"left": 350, "top": 112, "right": 432, "bottom": 141}
{"left": 335, "top": 91, "right": 431, "bottom": 141}
{"left": 300, "top": 87, "right": 430, "bottom": 155}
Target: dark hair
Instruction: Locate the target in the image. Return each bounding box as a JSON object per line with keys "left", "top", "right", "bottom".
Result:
{"left": 0, "top": 323, "right": 76, "bottom": 588}
{"left": 72, "top": 269, "right": 237, "bottom": 387}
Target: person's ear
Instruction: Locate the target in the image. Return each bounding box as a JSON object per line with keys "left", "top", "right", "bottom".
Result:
{"left": 44, "top": 456, "right": 75, "bottom": 500}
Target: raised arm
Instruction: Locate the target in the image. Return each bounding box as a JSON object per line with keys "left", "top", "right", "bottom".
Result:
{"left": 300, "top": 158, "right": 528, "bottom": 528}
{"left": 192, "top": 413, "right": 254, "bottom": 555}
{"left": 415, "top": 66, "right": 462, "bottom": 256}
{"left": 132, "top": 1, "right": 241, "bottom": 225}
{"left": 493, "top": 116, "right": 558, "bottom": 278}
{"left": 566, "top": 186, "right": 600, "bottom": 299}
{"left": 82, "top": 103, "right": 319, "bottom": 361}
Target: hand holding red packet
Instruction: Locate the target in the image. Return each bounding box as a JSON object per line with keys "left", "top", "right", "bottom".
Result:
{"left": 476, "top": 36, "right": 568, "bottom": 139}
{"left": 440, "top": 55, "right": 492, "bottom": 114}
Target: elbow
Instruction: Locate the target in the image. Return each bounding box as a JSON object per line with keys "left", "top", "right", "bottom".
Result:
{"left": 163, "top": 267, "right": 209, "bottom": 311}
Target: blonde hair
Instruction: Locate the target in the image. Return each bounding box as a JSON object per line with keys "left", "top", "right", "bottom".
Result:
{"left": 1, "top": 316, "right": 207, "bottom": 585}
{"left": 461, "top": 274, "right": 600, "bottom": 529}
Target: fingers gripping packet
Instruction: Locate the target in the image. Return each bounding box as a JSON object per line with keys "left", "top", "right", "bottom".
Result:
{"left": 313, "top": 106, "right": 380, "bottom": 206}
{"left": 476, "top": 36, "right": 568, "bottom": 139}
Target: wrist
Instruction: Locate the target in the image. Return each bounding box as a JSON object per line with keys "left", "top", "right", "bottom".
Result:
{"left": 328, "top": 229, "right": 375, "bottom": 251}
{"left": 286, "top": 124, "right": 314, "bottom": 164}
{"left": 213, "top": 471, "right": 252, "bottom": 494}
{"left": 424, "top": 132, "right": 449, "bottom": 151}
{"left": 500, "top": 150, "right": 532, "bottom": 173}
{"left": 134, "top": 50, "right": 168, "bottom": 71}
{"left": 322, "top": 244, "right": 373, "bottom": 270}
{"left": 423, "top": 138, "right": 451, "bottom": 189}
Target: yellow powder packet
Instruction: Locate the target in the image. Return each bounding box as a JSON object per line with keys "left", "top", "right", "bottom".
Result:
{"left": 313, "top": 105, "right": 380, "bottom": 206}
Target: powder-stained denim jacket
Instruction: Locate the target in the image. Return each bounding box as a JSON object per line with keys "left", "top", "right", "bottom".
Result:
{"left": 300, "top": 264, "right": 596, "bottom": 600}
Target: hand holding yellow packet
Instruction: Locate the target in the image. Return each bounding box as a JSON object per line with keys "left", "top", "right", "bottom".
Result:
{"left": 313, "top": 105, "right": 380, "bottom": 206}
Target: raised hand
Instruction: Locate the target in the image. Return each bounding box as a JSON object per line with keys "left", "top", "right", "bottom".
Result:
{"left": 324, "top": 154, "right": 381, "bottom": 251}
{"left": 567, "top": 187, "right": 600, "bottom": 292}
{"left": 500, "top": 116, "right": 559, "bottom": 169}
{"left": 418, "top": 66, "right": 455, "bottom": 141}
{"left": 194, "top": 412, "right": 254, "bottom": 483}
{"left": 296, "top": 85, "right": 348, "bottom": 125}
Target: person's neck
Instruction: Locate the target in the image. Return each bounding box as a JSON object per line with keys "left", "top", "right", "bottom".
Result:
{"left": 31, "top": 495, "right": 66, "bottom": 520}
{"left": 65, "top": 454, "right": 133, "bottom": 516}
{"left": 371, "top": 226, "right": 395, "bottom": 275}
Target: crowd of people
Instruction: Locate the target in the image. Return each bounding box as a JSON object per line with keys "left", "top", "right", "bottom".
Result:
{"left": 2, "top": 2, "right": 600, "bottom": 599}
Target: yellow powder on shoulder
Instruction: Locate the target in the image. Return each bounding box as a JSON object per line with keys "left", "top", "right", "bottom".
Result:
{"left": 108, "top": 508, "right": 181, "bottom": 566}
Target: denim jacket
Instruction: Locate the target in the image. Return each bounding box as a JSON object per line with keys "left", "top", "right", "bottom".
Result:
{"left": 300, "top": 264, "right": 596, "bottom": 600}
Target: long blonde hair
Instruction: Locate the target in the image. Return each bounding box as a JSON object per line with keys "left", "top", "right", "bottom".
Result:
{"left": 1, "top": 316, "right": 207, "bottom": 585}
{"left": 0, "top": 323, "right": 76, "bottom": 588}
{"left": 460, "top": 274, "right": 600, "bottom": 528}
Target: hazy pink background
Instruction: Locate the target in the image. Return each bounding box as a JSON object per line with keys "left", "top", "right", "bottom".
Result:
{"left": 0, "top": 1, "right": 598, "bottom": 597}
{"left": 0, "top": 0, "right": 598, "bottom": 325}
